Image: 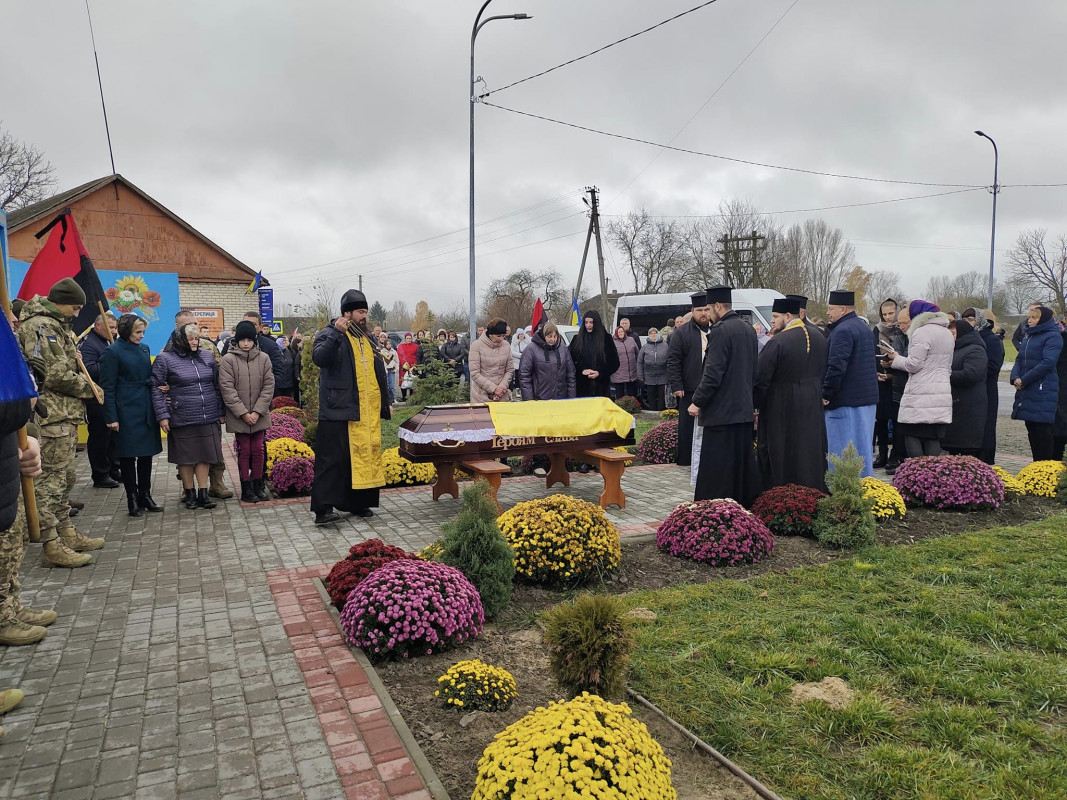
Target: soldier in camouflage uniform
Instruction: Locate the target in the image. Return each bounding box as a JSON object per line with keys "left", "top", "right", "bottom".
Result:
{"left": 16, "top": 279, "right": 105, "bottom": 567}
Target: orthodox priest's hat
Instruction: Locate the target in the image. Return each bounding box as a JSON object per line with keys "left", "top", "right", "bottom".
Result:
{"left": 340, "top": 289, "right": 369, "bottom": 312}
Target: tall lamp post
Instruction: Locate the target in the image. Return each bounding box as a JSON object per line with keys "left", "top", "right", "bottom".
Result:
{"left": 470, "top": 1, "right": 531, "bottom": 342}
{"left": 975, "top": 130, "right": 999, "bottom": 310}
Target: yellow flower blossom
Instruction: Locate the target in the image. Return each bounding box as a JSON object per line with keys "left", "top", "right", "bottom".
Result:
{"left": 436, "top": 660, "right": 517, "bottom": 712}
{"left": 860, "top": 477, "right": 906, "bottom": 521}
{"left": 1014, "top": 460, "right": 1064, "bottom": 498}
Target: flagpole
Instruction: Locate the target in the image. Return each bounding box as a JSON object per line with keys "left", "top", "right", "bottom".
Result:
{"left": 0, "top": 250, "right": 42, "bottom": 542}
{"left": 85, "top": 0, "right": 117, "bottom": 176}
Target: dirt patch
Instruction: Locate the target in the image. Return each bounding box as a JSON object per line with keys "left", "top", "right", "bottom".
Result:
{"left": 790, "top": 677, "right": 854, "bottom": 710}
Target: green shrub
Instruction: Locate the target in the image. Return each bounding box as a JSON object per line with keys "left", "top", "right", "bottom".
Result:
{"left": 303, "top": 420, "right": 317, "bottom": 449}
{"left": 813, "top": 444, "right": 877, "bottom": 549}
{"left": 410, "top": 340, "right": 466, "bottom": 406}
{"left": 543, "top": 593, "right": 635, "bottom": 699}
{"left": 1056, "top": 459, "right": 1067, "bottom": 505}
{"left": 439, "top": 480, "right": 515, "bottom": 618}
{"left": 299, "top": 326, "right": 323, "bottom": 416}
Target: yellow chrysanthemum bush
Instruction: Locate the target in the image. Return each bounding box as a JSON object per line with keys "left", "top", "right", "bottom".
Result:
{"left": 382, "top": 447, "right": 437, "bottom": 486}
{"left": 472, "top": 693, "right": 676, "bottom": 800}
{"left": 991, "top": 465, "right": 1026, "bottom": 501}
{"left": 1015, "top": 460, "right": 1065, "bottom": 498}
{"left": 860, "top": 477, "right": 906, "bottom": 521}
{"left": 266, "top": 437, "right": 315, "bottom": 472}
{"left": 435, "top": 659, "right": 517, "bottom": 712}
{"left": 417, "top": 540, "right": 444, "bottom": 561}
{"left": 496, "top": 495, "right": 621, "bottom": 586}
{"left": 659, "top": 408, "right": 679, "bottom": 419}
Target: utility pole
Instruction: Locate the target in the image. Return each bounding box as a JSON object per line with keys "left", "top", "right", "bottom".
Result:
{"left": 717, "top": 231, "right": 766, "bottom": 287}
{"left": 588, "top": 187, "right": 611, "bottom": 324}
{"left": 358, "top": 274, "right": 363, "bottom": 292}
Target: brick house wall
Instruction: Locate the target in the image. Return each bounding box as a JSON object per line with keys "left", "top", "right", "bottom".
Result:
{"left": 178, "top": 281, "right": 260, "bottom": 332}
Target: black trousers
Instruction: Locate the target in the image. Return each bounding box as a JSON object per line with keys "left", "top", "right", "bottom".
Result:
{"left": 120, "top": 456, "right": 154, "bottom": 496}
{"left": 85, "top": 401, "right": 119, "bottom": 482}
{"left": 1025, "top": 421, "right": 1055, "bottom": 462}
{"left": 643, "top": 385, "right": 665, "bottom": 411}
{"left": 676, "top": 393, "right": 695, "bottom": 466}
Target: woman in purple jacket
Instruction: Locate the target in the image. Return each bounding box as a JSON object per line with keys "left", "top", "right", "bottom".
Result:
{"left": 152, "top": 324, "right": 226, "bottom": 510}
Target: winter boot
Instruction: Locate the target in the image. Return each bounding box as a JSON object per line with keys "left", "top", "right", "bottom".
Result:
{"left": 196, "top": 489, "right": 217, "bottom": 510}
{"left": 240, "top": 481, "right": 258, "bottom": 503}
{"left": 184, "top": 487, "right": 199, "bottom": 509}
{"left": 59, "top": 526, "right": 105, "bottom": 552}
{"left": 126, "top": 491, "right": 144, "bottom": 517}
{"left": 252, "top": 478, "right": 270, "bottom": 502}
{"left": 0, "top": 620, "right": 47, "bottom": 646}
{"left": 139, "top": 492, "right": 162, "bottom": 512}
{"left": 17, "top": 607, "right": 57, "bottom": 627}
{"left": 208, "top": 465, "right": 233, "bottom": 500}
{"left": 42, "top": 540, "right": 92, "bottom": 568}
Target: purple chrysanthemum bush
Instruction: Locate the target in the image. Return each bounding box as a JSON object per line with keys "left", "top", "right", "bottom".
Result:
{"left": 268, "top": 456, "right": 315, "bottom": 495}
{"left": 339, "top": 559, "right": 485, "bottom": 662}
{"left": 892, "top": 455, "right": 1004, "bottom": 510}
{"left": 265, "top": 413, "right": 306, "bottom": 443}
{"left": 635, "top": 420, "right": 678, "bottom": 465}
{"left": 656, "top": 499, "right": 775, "bottom": 566}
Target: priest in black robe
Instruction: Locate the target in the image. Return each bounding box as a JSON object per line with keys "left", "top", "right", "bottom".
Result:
{"left": 666, "top": 292, "right": 710, "bottom": 467}
{"left": 754, "top": 297, "right": 829, "bottom": 492}
{"left": 689, "top": 286, "right": 760, "bottom": 505}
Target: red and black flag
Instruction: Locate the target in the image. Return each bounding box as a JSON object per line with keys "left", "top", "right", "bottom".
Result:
{"left": 530, "top": 297, "right": 546, "bottom": 334}
{"left": 18, "top": 209, "right": 108, "bottom": 334}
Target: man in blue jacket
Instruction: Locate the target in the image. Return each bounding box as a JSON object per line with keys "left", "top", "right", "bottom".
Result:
{"left": 823, "top": 290, "right": 879, "bottom": 477}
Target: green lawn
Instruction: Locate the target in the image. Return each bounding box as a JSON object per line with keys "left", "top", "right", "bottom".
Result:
{"left": 1004, "top": 339, "right": 1018, "bottom": 363}
{"left": 626, "top": 516, "right": 1067, "bottom": 800}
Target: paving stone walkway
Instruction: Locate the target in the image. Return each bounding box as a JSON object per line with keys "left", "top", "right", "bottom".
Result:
{"left": 0, "top": 452, "right": 692, "bottom": 799}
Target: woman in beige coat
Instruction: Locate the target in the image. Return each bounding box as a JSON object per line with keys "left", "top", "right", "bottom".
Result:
{"left": 219, "top": 321, "right": 275, "bottom": 502}
{"left": 468, "top": 318, "right": 514, "bottom": 403}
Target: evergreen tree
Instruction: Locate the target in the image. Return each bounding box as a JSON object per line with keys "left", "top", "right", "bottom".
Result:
{"left": 812, "top": 443, "right": 877, "bottom": 548}
{"left": 440, "top": 480, "right": 515, "bottom": 618}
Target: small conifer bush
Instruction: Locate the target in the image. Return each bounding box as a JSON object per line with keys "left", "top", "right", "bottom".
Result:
{"left": 439, "top": 480, "right": 515, "bottom": 618}
{"left": 813, "top": 444, "right": 877, "bottom": 549}
{"left": 543, "top": 594, "right": 635, "bottom": 699}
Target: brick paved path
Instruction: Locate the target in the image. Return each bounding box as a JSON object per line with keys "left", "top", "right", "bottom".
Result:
{"left": 0, "top": 453, "right": 691, "bottom": 799}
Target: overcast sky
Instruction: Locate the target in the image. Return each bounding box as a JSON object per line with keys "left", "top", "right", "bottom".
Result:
{"left": 4, "top": 0, "right": 1066, "bottom": 316}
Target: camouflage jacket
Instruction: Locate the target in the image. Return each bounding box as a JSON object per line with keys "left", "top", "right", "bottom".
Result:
{"left": 17, "top": 296, "right": 94, "bottom": 427}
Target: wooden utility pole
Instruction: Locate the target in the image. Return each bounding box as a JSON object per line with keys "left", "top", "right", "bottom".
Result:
{"left": 358, "top": 274, "right": 363, "bottom": 292}
{"left": 717, "top": 231, "right": 766, "bottom": 287}
{"left": 589, "top": 187, "right": 610, "bottom": 324}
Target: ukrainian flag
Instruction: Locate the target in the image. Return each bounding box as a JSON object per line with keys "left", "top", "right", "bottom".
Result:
{"left": 246, "top": 270, "right": 263, "bottom": 294}
{"left": 570, "top": 296, "right": 580, "bottom": 325}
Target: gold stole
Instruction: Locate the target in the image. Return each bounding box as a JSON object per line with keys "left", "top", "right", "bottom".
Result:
{"left": 345, "top": 332, "right": 386, "bottom": 489}
{"left": 784, "top": 317, "right": 810, "bottom": 353}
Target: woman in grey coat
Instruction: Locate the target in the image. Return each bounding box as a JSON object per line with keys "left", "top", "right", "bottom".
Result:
{"left": 518, "top": 323, "right": 576, "bottom": 401}
{"left": 637, "top": 327, "right": 669, "bottom": 411}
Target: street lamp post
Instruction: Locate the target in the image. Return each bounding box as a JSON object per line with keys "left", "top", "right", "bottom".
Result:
{"left": 975, "top": 130, "right": 999, "bottom": 311}
{"left": 470, "top": 1, "right": 530, "bottom": 342}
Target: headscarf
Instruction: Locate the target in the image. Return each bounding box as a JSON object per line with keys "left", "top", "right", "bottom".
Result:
{"left": 1036, "top": 306, "right": 1054, "bottom": 325}
{"left": 168, "top": 325, "right": 193, "bottom": 355}
{"left": 908, "top": 299, "right": 940, "bottom": 317}
{"left": 572, "top": 309, "right": 608, "bottom": 370}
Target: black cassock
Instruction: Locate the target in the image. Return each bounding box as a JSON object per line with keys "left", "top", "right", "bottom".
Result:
{"left": 754, "top": 323, "right": 829, "bottom": 493}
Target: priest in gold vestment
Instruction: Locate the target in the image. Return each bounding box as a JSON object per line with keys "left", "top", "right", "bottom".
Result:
{"left": 310, "top": 290, "right": 392, "bottom": 525}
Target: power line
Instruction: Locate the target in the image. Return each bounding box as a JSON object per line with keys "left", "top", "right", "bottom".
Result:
{"left": 483, "top": 101, "right": 986, "bottom": 188}
{"left": 481, "top": 0, "right": 725, "bottom": 99}
{"left": 610, "top": 0, "right": 803, "bottom": 206}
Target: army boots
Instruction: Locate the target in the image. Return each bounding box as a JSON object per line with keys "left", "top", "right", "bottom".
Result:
{"left": 208, "top": 465, "right": 233, "bottom": 499}
{"left": 0, "top": 619, "right": 48, "bottom": 646}
{"left": 18, "top": 607, "right": 57, "bottom": 627}
{"left": 59, "top": 526, "right": 105, "bottom": 552}
{"left": 42, "top": 540, "right": 93, "bottom": 568}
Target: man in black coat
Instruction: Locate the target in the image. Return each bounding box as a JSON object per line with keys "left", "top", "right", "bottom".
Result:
{"left": 754, "top": 297, "right": 829, "bottom": 492}
{"left": 666, "top": 292, "right": 711, "bottom": 467}
{"left": 78, "top": 313, "right": 120, "bottom": 488}
{"left": 310, "top": 290, "right": 392, "bottom": 525}
{"left": 689, "top": 286, "right": 760, "bottom": 505}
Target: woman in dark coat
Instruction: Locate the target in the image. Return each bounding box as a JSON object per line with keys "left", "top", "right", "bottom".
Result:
{"left": 568, "top": 309, "right": 619, "bottom": 398}
{"left": 152, "top": 324, "right": 226, "bottom": 510}
{"left": 637, "top": 327, "right": 670, "bottom": 411}
{"left": 962, "top": 308, "right": 1004, "bottom": 464}
{"left": 1010, "top": 306, "right": 1064, "bottom": 462}
{"left": 518, "top": 323, "right": 575, "bottom": 401}
{"left": 942, "top": 318, "right": 988, "bottom": 456}
{"left": 1054, "top": 325, "right": 1067, "bottom": 461}
{"left": 99, "top": 314, "right": 163, "bottom": 517}
{"left": 439, "top": 331, "right": 466, "bottom": 382}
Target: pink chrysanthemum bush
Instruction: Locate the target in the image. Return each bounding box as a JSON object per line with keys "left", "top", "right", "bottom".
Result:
{"left": 271, "top": 395, "right": 296, "bottom": 409}
{"left": 265, "top": 413, "right": 305, "bottom": 443}
{"left": 268, "top": 456, "right": 314, "bottom": 495}
{"left": 656, "top": 499, "right": 775, "bottom": 566}
{"left": 891, "top": 455, "right": 1004, "bottom": 510}
{"left": 635, "top": 420, "right": 678, "bottom": 465}
{"left": 272, "top": 405, "right": 312, "bottom": 425}
{"left": 339, "top": 559, "right": 485, "bottom": 661}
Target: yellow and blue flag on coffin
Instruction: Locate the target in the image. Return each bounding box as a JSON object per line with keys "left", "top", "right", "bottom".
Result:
{"left": 570, "top": 296, "right": 580, "bottom": 325}
{"left": 245, "top": 270, "right": 263, "bottom": 294}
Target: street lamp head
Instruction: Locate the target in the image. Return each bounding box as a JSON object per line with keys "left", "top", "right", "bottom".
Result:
{"left": 512, "top": 13, "right": 531, "bottom": 19}
{"left": 975, "top": 130, "right": 985, "bottom": 137}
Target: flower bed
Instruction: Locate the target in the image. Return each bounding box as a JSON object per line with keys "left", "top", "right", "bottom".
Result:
{"left": 266, "top": 438, "right": 315, "bottom": 472}
{"left": 861, "top": 477, "right": 906, "bottom": 520}
{"left": 635, "top": 419, "right": 678, "bottom": 465}
{"left": 1015, "top": 460, "right": 1065, "bottom": 498}
{"left": 892, "top": 455, "right": 1004, "bottom": 510}
{"left": 614, "top": 395, "right": 642, "bottom": 414}
{"left": 472, "top": 693, "right": 676, "bottom": 800}
{"left": 265, "top": 413, "right": 306, "bottom": 443}
{"left": 272, "top": 405, "right": 311, "bottom": 425}
{"left": 339, "top": 559, "right": 484, "bottom": 661}
{"left": 990, "top": 466, "right": 1026, "bottom": 501}
{"left": 497, "top": 495, "right": 621, "bottom": 586}
{"left": 271, "top": 395, "right": 296, "bottom": 409}
{"left": 656, "top": 499, "right": 775, "bottom": 566}
{"left": 325, "top": 539, "right": 411, "bottom": 608}
{"left": 751, "top": 484, "right": 825, "bottom": 536}
{"left": 660, "top": 408, "right": 679, "bottom": 419}
{"left": 436, "top": 659, "right": 517, "bottom": 713}
{"left": 268, "top": 456, "right": 314, "bottom": 495}
{"left": 383, "top": 447, "right": 437, "bottom": 486}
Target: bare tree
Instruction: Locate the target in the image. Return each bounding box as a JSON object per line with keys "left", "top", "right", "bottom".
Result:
{"left": 388, "top": 300, "right": 412, "bottom": 331}
{"left": 482, "top": 268, "right": 571, "bottom": 326}
{"left": 779, "top": 219, "right": 857, "bottom": 304}
{"left": 0, "top": 124, "right": 57, "bottom": 210}
{"left": 1006, "top": 229, "right": 1067, "bottom": 316}
{"left": 1001, "top": 275, "right": 1040, "bottom": 315}
{"left": 924, "top": 271, "right": 1006, "bottom": 315}
{"left": 863, "top": 270, "right": 908, "bottom": 321}
{"left": 682, "top": 216, "right": 720, "bottom": 289}
{"left": 607, "top": 210, "right": 690, "bottom": 293}
{"left": 434, "top": 300, "right": 469, "bottom": 334}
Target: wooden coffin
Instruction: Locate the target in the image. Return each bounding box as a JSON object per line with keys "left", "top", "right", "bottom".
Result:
{"left": 398, "top": 404, "right": 634, "bottom": 462}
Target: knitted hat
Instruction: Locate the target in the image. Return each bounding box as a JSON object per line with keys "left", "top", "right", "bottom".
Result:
{"left": 47, "top": 277, "right": 86, "bottom": 305}
{"left": 340, "top": 289, "right": 368, "bottom": 313}
{"left": 11, "top": 298, "right": 25, "bottom": 319}
{"left": 234, "top": 320, "right": 258, "bottom": 342}
{"left": 909, "top": 299, "right": 940, "bottom": 317}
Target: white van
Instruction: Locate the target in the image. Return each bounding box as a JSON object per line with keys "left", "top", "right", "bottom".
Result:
{"left": 612, "top": 289, "right": 783, "bottom": 335}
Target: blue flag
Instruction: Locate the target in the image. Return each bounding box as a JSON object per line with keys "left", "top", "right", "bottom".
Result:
{"left": 0, "top": 313, "right": 36, "bottom": 403}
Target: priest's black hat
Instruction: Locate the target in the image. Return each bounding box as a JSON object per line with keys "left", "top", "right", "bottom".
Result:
{"left": 772, "top": 297, "right": 801, "bottom": 315}
{"left": 785, "top": 294, "right": 808, "bottom": 309}
{"left": 828, "top": 289, "right": 855, "bottom": 306}
{"left": 705, "top": 285, "right": 733, "bottom": 305}
{"left": 689, "top": 291, "right": 707, "bottom": 307}
{"left": 340, "top": 289, "right": 369, "bottom": 312}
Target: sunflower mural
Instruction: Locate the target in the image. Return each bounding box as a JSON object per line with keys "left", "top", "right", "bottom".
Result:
{"left": 105, "top": 274, "right": 163, "bottom": 320}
